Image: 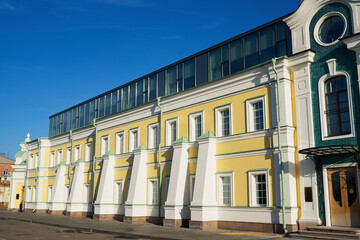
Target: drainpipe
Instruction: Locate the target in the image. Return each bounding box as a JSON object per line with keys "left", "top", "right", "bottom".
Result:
{"left": 68, "top": 130, "right": 74, "bottom": 195}
{"left": 23, "top": 143, "right": 30, "bottom": 211}
{"left": 156, "top": 97, "right": 163, "bottom": 219}
{"left": 8, "top": 170, "right": 13, "bottom": 210}
{"left": 33, "top": 139, "right": 41, "bottom": 212}
{"left": 92, "top": 119, "right": 98, "bottom": 210}
{"left": 272, "top": 58, "right": 287, "bottom": 233}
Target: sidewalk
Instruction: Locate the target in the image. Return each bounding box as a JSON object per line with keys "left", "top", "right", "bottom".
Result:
{"left": 0, "top": 210, "right": 285, "bottom": 240}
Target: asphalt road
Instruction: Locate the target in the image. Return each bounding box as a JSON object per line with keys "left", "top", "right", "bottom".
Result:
{"left": 0, "top": 219, "right": 149, "bottom": 240}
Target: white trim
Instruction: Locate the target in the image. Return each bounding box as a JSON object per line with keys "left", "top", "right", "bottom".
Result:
{"left": 56, "top": 149, "right": 63, "bottom": 165}
{"left": 66, "top": 147, "right": 71, "bottom": 165}
{"left": 84, "top": 143, "right": 92, "bottom": 162}
{"left": 115, "top": 131, "right": 125, "bottom": 154}
{"left": 101, "top": 135, "right": 109, "bottom": 156}
{"left": 314, "top": 12, "right": 347, "bottom": 47}
{"left": 147, "top": 178, "right": 159, "bottom": 205}
{"left": 83, "top": 183, "right": 90, "bottom": 203}
{"left": 50, "top": 151, "right": 55, "bottom": 167}
{"left": 216, "top": 172, "right": 234, "bottom": 206}
{"left": 74, "top": 144, "right": 81, "bottom": 162}
{"left": 318, "top": 70, "right": 355, "bottom": 141}
{"left": 148, "top": 123, "right": 159, "bottom": 149}
{"left": 214, "top": 104, "right": 232, "bottom": 137}
{"left": 114, "top": 180, "right": 123, "bottom": 204}
{"left": 248, "top": 170, "right": 270, "bottom": 207}
{"left": 129, "top": 128, "right": 139, "bottom": 152}
{"left": 322, "top": 162, "right": 359, "bottom": 227}
{"left": 246, "top": 96, "right": 267, "bottom": 132}
{"left": 189, "top": 111, "right": 205, "bottom": 142}
{"left": 165, "top": 176, "right": 170, "bottom": 202}
{"left": 190, "top": 175, "right": 196, "bottom": 202}
{"left": 47, "top": 185, "right": 53, "bottom": 202}
{"left": 165, "top": 118, "right": 179, "bottom": 146}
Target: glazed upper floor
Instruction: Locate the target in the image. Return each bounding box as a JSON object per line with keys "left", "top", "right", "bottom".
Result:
{"left": 48, "top": 17, "right": 292, "bottom": 138}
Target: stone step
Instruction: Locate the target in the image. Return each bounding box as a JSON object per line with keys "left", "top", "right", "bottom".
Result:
{"left": 307, "top": 226, "right": 360, "bottom": 235}
{"left": 296, "top": 230, "right": 360, "bottom": 240}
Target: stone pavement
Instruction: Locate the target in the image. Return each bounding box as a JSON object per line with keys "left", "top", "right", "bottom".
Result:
{"left": 0, "top": 210, "right": 288, "bottom": 240}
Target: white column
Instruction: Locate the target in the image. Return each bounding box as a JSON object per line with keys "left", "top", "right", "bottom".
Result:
{"left": 124, "top": 147, "right": 148, "bottom": 221}
{"left": 49, "top": 163, "right": 66, "bottom": 212}
{"left": 66, "top": 160, "right": 86, "bottom": 213}
{"left": 190, "top": 132, "right": 217, "bottom": 229}
{"left": 164, "top": 139, "right": 189, "bottom": 227}
{"left": 94, "top": 153, "right": 116, "bottom": 216}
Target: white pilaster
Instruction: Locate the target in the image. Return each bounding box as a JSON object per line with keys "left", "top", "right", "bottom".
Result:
{"left": 343, "top": 34, "right": 360, "bottom": 96}
{"left": 66, "top": 161, "right": 87, "bottom": 213}
{"left": 49, "top": 163, "right": 66, "bottom": 212}
{"left": 164, "top": 140, "right": 190, "bottom": 221}
{"left": 124, "top": 148, "right": 148, "bottom": 217}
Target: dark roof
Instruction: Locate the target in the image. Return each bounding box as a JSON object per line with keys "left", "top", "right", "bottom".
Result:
{"left": 299, "top": 145, "right": 360, "bottom": 157}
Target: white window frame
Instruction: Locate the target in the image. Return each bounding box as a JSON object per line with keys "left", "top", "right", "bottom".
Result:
{"left": 318, "top": 70, "right": 355, "bottom": 141}
{"left": 101, "top": 135, "right": 109, "bottom": 156}
{"left": 189, "top": 112, "right": 204, "bottom": 142}
{"left": 115, "top": 131, "right": 125, "bottom": 154}
{"left": 190, "top": 175, "right": 196, "bottom": 202}
{"left": 248, "top": 170, "right": 270, "bottom": 207}
{"left": 57, "top": 149, "right": 62, "bottom": 165}
{"left": 29, "top": 154, "right": 34, "bottom": 169}
{"left": 84, "top": 143, "right": 92, "bottom": 162}
{"left": 129, "top": 128, "right": 139, "bottom": 152}
{"left": 66, "top": 147, "right": 71, "bottom": 165}
{"left": 314, "top": 12, "right": 347, "bottom": 47}
{"left": 246, "top": 96, "right": 266, "bottom": 132}
{"left": 74, "top": 145, "right": 81, "bottom": 162}
{"left": 148, "top": 123, "right": 159, "bottom": 149}
{"left": 216, "top": 172, "right": 234, "bottom": 206}
{"left": 215, "top": 104, "right": 232, "bottom": 137}
{"left": 114, "top": 180, "right": 123, "bottom": 204}
{"left": 165, "top": 118, "right": 179, "bottom": 146}
{"left": 50, "top": 151, "right": 55, "bottom": 167}
{"left": 147, "top": 178, "right": 159, "bottom": 205}
{"left": 34, "top": 153, "right": 39, "bottom": 168}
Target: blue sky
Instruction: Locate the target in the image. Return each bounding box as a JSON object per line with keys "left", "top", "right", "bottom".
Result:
{"left": 0, "top": 0, "right": 299, "bottom": 159}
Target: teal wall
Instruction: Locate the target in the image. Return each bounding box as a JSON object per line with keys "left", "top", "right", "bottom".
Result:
{"left": 309, "top": 3, "right": 359, "bottom": 147}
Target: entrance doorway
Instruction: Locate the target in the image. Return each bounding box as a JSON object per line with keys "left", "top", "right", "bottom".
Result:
{"left": 328, "top": 167, "right": 360, "bottom": 227}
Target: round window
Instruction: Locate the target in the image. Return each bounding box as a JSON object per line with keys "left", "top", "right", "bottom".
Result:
{"left": 318, "top": 15, "right": 346, "bottom": 44}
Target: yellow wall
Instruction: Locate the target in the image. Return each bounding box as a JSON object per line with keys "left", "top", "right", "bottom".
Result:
{"left": 13, "top": 183, "right": 24, "bottom": 209}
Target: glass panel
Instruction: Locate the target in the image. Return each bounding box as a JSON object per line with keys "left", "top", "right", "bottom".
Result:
{"left": 105, "top": 93, "right": 111, "bottom": 116}
{"left": 195, "top": 116, "right": 202, "bottom": 138}
{"left": 158, "top": 71, "right": 165, "bottom": 97}
{"left": 346, "top": 171, "right": 357, "bottom": 207}
{"left": 253, "top": 101, "right": 264, "bottom": 130}
{"left": 196, "top": 53, "right": 208, "bottom": 86}
{"left": 166, "top": 66, "right": 177, "bottom": 95}
{"left": 260, "top": 26, "right": 276, "bottom": 62}
{"left": 177, "top": 64, "right": 183, "bottom": 92}
{"left": 209, "top": 48, "right": 221, "bottom": 81}
{"left": 149, "top": 75, "right": 157, "bottom": 101}
{"left": 319, "top": 16, "right": 345, "bottom": 44}
{"left": 331, "top": 172, "right": 342, "bottom": 207}
{"left": 136, "top": 80, "right": 143, "bottom": 106}
{"left": 222, "top": 176, "right": 231, "bottom": 205}
{"left": 276, "top": 21, "right": 286, "bottom": 42}
{"left": 230, "top": 39, "right": 243, "bottom": 74}
{"left": 122, "top": 86, "right": 129, "bottom": 110}
{"left": 221, "top": 109, "right": 230, "bottom": 136}
{"left": 222, "top": 45, "right": 229, "bottom": 77}
{"left": 79, "top": 104, "right": 84, "bottom": 128}
{"left": 244, "top": 33, "right": 259, "bottom": 68}
{"left": 84, "top": 102, "right": 90, "bottom": 126}
{"left": 143, "top": 78, "right": 148, "bottom": 104}
{"left": 111, "top": 91, "right": 117, "bottom": 114}
{"left": 90, "top": 100, "right": 95, "bottom": 123}
{"left": 171, "top": 122, "right": 177, "bottom": 142}
{"left": 129, "top": 82, "right": 136, "bottom": 108}
{"left": 184, "top": 58, "right": 195, "bottom": 90}
{"left": 98, "top": 96, "right": 104, "bottom": 118}
{"left": 72, "top": 108, "right": 77, "bottom": 130}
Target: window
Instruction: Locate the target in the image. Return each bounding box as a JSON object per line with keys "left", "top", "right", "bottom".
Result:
{"left": 148, "top": 179, "right": 158, "bottom": 204}
{"left": 115, "top": 132, "right": 125, "bottom": 154}
{"left": 101, "top": 136, "right": 109, "bottom": 156}
{"left": 166, "top": 66, "right": 177, "bottom": 95}
{"left": 29, "top": 154, "right": 34, "bottom": 169}
{"left": 129, "top": 129, "right": 139, "bottom": 152}
{"left": 3, "top": 169, "right": 8, "bottom": 175}
{"left": 148, "top": 124, "right": 159, "bottom": 149}
{"left": 50, "top": 151, "right": 55, "bottom": 167}
{"left": 184, "top": 58, "right": 195, "bottom": 90}
{"left": 57, "top": 150, "right": 62, "bottom": 165}
{"left": 16, "top": 194, "right": 19, "bottom": 200}
{"left": 165, "top": 118, "right": 178, "bottom": 146}
{"left": 114, "top": 181, "right": 123, "bottom": 204}
{"left": 248, "top": 170, "right": 269, "bottom": 207}
{"left": 189, "top": 112, "right": 204, "bottom": 142}
{"left": 74, "top": 145, "right": 80, "bottom": 161}
{"left": 209, "top": 48, "right": 221, "bottom": 81}
{"left": 176, "top": 64, "right": 183, "bottom": 92}
{"left": 246, "top": 96, "right": 266, "bottom": 132}
{"left": 85, "top": 143, "right": 92, "bottom": 162}
{"left": 66, "top": 148, "right": 71, "bottom": 165}
{"left": 190, "top": 175, "right": 196, "bottom": 202}
{"left": 83, "top": 184, "right": 90, "bottom": 203}
{"left": 315, "top": 12, "right": 346, "bottom": 46}
{"left": 215, "top": 105, "right": 232, "bottom": 137}
{"left": 324, "top": 76, "right": 351, "bottom": 136}
{"left": 217, "top": 173, "right": 233, "bottom": 206}
{"left": 48, "top": 186, "right": 53, "bottom": 202}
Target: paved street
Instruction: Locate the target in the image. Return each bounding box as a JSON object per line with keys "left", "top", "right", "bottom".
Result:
{"left": 0, "top": 220, "right": 149, "bottom": 240}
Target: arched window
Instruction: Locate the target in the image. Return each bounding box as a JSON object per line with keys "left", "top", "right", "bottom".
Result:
{"left": 324, "top": 76, "right": 351, "bottom": 136}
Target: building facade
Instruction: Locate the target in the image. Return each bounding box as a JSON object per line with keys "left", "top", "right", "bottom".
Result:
{"left": 9, "top": 0, "right": 360, "bottom": 233}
